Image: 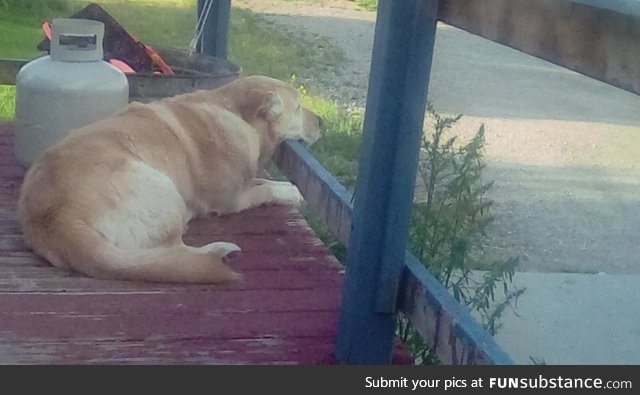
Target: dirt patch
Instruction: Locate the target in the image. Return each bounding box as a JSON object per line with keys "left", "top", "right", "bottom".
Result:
{"left": 236, "top": 0, "right": 640, "bottom": 274}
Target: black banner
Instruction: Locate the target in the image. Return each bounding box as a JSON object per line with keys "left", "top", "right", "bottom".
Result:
{"left": 1, "top": 365, "right": 636, "bottom": 394}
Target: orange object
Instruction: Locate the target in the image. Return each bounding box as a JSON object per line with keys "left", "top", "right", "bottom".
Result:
{"left": 127, "top": 31, "right": 174, "bottom": 75}
{"left": 42, "top": 22, "right": 52, "bottom": 40}
{"left": 109, "top": 58, "right": 136, "bottom": 73}
{"left": 143, "top": 45, "right": 174, "bottom": 75}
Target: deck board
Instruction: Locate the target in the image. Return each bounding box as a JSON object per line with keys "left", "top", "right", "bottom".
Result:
{"left": 0, "top": 121, "right": 345, "bottom": 364}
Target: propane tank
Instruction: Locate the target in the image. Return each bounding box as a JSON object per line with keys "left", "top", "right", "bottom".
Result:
{"left": 14, "top": 18, "right": 129, "bottom": 168}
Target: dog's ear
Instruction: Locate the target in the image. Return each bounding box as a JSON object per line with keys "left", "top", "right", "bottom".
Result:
{"left": 246, "top": 89, "right": 283, "bottom": 122}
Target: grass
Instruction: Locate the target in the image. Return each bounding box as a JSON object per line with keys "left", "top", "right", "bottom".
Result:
{"left": 298, "top": 82, "right": 361, "bottom": 190}
{"left": 281, "top": 0, "right": 378, "bottom": 11}
{"left": 355, "top": 0, "right": 378, "bottom": 11}
{"left": 0, "top": 1, "right": 71, "bottom": 59}
{"left": 230, "top": 11, "right": 344, "bottom": 82}
{"left": 0, "top": 85, "right": 15, "bottom": 118}
{"left": 0, "top": 0, "right": 71, "bottom": 17}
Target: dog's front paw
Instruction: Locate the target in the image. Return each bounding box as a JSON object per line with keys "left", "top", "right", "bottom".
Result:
{"left": 272, "top": 183, "right": 304, "bottom": 207}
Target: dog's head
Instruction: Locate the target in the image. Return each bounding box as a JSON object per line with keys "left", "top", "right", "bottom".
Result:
{"left": 223, "top": 76, "right": 321, "bottom": 148}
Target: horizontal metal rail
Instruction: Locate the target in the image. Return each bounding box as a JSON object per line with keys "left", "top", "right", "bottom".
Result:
{"left": 438, "top": 0, "right": 640, "bottom": 95}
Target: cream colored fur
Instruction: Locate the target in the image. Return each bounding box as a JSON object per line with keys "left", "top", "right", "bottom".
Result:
{"left": 17, "top": 76, "right": 321, "bottom": 284}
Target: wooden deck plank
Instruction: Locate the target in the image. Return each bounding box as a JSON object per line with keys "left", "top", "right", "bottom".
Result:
{"left": 0, "top": 337, "right": 337, "bottom": 364}
{"left": 0, "top": 122, "right": 345, "bottom": 364}
{"left": 0, "top": 268, "right": 344, "bottom": 292}
{"left": 0, "top": 252, "right": 342, "bottom": 270}
{"left": 0, "top": 310, "right": 338, "bottom": 339}
{"left": 0, "top": 290, "right": 342, "bottom": 313}
{"left": 0, "top": 231, "right": 332, "bottom": 254}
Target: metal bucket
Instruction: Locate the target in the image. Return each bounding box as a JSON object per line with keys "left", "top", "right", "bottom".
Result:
{"left": 126, "top": 48, "right": 241, "bottom": 102}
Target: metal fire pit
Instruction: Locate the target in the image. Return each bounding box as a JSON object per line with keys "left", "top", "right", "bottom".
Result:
{"left": 126, "top": 47, "right": 241, "bottom": 102}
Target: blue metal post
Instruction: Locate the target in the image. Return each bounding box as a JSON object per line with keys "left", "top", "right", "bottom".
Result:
{"left": 197, "top": 0, "right": 231, "bottom": 59}
{"left": 335, "top": 0, "right": 439, "bottom": 364}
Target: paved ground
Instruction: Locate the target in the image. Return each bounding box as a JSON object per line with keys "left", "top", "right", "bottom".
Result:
{"left": 491, "top": 272, "right": 640, "bottom": 365}
{"left": 235, "top": 0, "right": 640, "bottom": 364}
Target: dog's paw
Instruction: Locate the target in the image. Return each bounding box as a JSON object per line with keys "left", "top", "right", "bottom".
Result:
{"left": 272, "top": 183, "right": 304, "bottom": 207}
{"left": 198, "top": 241, "right": 242, "bottom": 262}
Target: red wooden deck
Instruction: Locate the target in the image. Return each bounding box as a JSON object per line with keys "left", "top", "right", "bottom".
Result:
{"left": 0, "top": 121, "right": 345, "bottom": 364}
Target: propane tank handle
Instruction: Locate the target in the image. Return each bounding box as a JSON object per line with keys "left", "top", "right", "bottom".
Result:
{"left": 50, "top": 18, "right": 105, "bottom": 62}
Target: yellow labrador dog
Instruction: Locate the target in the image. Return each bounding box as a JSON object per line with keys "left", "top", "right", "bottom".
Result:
{"left": 18, "top": 76, "right": 320, "bottom": 284}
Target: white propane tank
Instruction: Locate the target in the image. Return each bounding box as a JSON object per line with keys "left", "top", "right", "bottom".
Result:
{"left": 14, "top": 18, "right": 129, "bottom": 168}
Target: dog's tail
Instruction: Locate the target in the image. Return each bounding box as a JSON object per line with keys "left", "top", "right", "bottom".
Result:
{"left": 27, "top": 217, "right": 241, "bottom": 284}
